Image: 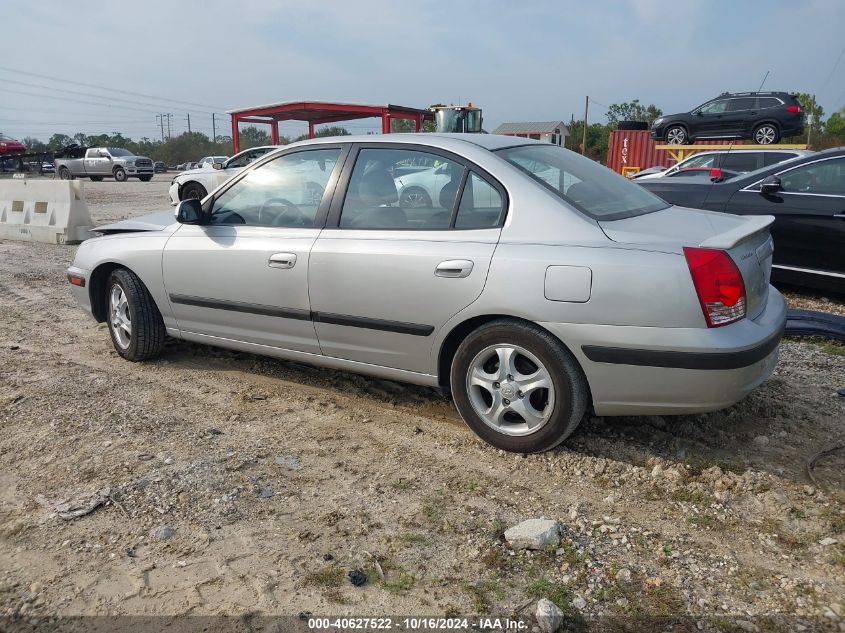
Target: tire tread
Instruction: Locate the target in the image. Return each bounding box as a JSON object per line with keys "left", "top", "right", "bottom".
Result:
{"left": 108, "top": 268, "right": 165, "bottom": 361}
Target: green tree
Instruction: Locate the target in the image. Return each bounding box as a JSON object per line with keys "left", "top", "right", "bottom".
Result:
{"left": 47, "top": 133, "right": 72, "bottom": 148}
{"left": 824, "top": 107, "right": 845, "bottom": 137}
{"left": 565, "top": 121, "right": 610, "bottom": 162}
{"left": 605, "top": 99, "right": 662, "bottom": 126}
{"left": 314, "top": 125, "right": 350, "bottom": 138}
{"left": 22, "top": 137, "right": 47, "bottom": 151}
{"left": 792, "top": 92, "right": 824, "bottom": 137}
{"left": 238, "top": 125, "right": 271, "bottom": 149}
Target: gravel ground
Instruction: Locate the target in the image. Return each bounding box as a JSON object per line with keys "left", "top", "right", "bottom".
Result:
{"left": 0, "top": 179, "right": 844, "bottom": 631}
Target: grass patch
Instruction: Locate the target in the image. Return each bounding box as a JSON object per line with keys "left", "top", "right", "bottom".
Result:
{"left": 462, "top": 580, "right": 504, "bottom": 612}
{"left": 814, "top": 339, "right": 845, "bottom": 356}
{"left": 383, "top": 571, "right": 415, "bottom": 594}
{"left": 489, "top": 516, "right": 506, "bottom": 540}
{"left": 303, "top": 567, "right": 345, "bottom": 588}
{"left": 761, "top": 518, "right": 811, "bottom": 552}
{"left": 398, "top": 532, "right": 427, "bottom": 545}
{"left": 687, "top": 513, "right": 720, "bottom": 530}
{"left": 421, "top": 492, "right": 446, "bottom": 525}
{"left": 391, "top": 479, "right": 412, "bottom": 491}
{"left": 670, "top": 489, "right": 715, "bottom": 506}
{"left": 527, "top": 576, "right": 572, "bottom": 611}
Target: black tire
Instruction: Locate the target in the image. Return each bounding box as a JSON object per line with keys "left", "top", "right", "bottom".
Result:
{"left": 181, "top": 182, "right": 207, "bottom": 201}
{"left": 665, "top": 125, "right": 688, "bottom": 144}
{"left": 399, "top": 187, "right": 433, "bottom": 208}
{"left": 139, "top": 175, "right": 153, "bottom": 182}
{"left": 105, "top": 268, "right": 165, "bottom": 361}
{"left": 113, "top": 167, "right": 127, "bottom": 182}
{"left": 58, "top": 167, "right": 73, "bottom": 180}
{"left": 753, "top": 123, "right": 779, "bottom": 145}
{"left": 89, "top": 176, "right": 103, "bottom": 182}
{"left": 450, "top": 319, "right": 589, "bottom": 453}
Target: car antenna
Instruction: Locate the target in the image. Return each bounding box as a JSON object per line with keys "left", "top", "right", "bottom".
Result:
{"left": 756, "top": 70, "right": 770, "bottom": 93}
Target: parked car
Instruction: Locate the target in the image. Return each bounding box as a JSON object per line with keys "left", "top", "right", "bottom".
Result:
{"left": 169, "top": 146, "right": 276, "bottom": 204}
{"left": 638, "top": 148, "right": 845, "bottom": 293}
{"left": 154, "top": 161, "right": 167, "bottom": 173}
{"left": 55, "top": 147, "right": 155, "bottom": 182}
{"left": 0, "top": 133, "right": 26, "bottom": 155}
{"left": 665, "top": 167, "right": 740, "bottom": 180}
{"left": 197, "top": 155, "right": 228, "bottom": 169}
{"left": 650, "top": 92, "right": 804, "bottom": 145}
{"left": 68, "top": 134, "right": 785, "bottom": 453}
{"left": 633, "top": 149, "right": 815, "bottom": 180}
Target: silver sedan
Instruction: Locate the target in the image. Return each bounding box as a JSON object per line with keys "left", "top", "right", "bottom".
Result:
{"left": 67, "top": 134, "right": 786, "bottom": 453}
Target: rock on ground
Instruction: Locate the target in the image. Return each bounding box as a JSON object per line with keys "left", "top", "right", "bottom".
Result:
{"left": 504, "top": 518, "right": 560, "bottom": 550}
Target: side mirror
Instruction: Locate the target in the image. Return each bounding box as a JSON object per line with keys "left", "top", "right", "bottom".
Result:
{"left": 760, "top": 175, "right": 782, "bottom": 195}
{"left": 212, "top": 162, "right": 223, "bottom": 170}
{"left": 695, "top": 111, "right": 703, "bottom": 117}
{"left": 175, "top": 198, "right": 204, "bottom": 224}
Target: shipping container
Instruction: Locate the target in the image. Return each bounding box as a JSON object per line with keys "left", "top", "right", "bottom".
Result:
{"left": 606, "top": 130, "right": 749, "bottom": 177}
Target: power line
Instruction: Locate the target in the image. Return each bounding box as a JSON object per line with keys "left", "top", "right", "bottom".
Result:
{"left": 819, "top": 45, "right": 845, "bottom": 98}
{"left": 1, "top": 87, "right": 162, "bottom": 114}
{"left": 0, "top": 64, "right": 229, "bottom": 111}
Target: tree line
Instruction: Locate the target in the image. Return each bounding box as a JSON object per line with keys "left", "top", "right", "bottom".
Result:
{"left": 18, "top": 95, "right": 845, "bottom": 166}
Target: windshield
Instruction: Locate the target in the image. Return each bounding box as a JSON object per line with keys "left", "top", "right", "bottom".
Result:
{"left": 496, "top": 144, "right": 669, "bottom": 220}
{"left": 107, "top": 148, "right": 134, "bottom": 157}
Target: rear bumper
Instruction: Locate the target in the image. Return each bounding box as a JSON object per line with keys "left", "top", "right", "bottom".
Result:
{"left": 541, "top": 287, "right": 787, "bottom": 416}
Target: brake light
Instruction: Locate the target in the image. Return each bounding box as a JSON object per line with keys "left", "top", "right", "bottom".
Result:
{"left": 785, "top": 105, "right": 800, "bottom": 114}
{"left": 709, "top": 168, "right": 723, "bottom": 180}
{"left": 683, "top": 247, "right": 746, "bottom": 328}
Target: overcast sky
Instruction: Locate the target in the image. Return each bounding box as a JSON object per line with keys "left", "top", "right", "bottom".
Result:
{"left": 2, "top": 0, "right": 844, "bottom": 142}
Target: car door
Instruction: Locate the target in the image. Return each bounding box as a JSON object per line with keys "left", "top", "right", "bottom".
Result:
{"left": 724, "top": 97, "right": 756, "bottom": 137}
{"left": 84, "top": 148, "right": 109, "bottom": 175}
{"left": 694, "top": 98, "right": 730, "bottom": 137}
{"left": 308, "top": 144, "right": 506, "bottom": 374}
{"left": 216, "top": 147, "right": 271, "bottom": 189}
{"left": 729, "top": 155, "right": 845, "bottom": 278}
{"left": 162, "top": 145, "right": 347, "bottom": 353}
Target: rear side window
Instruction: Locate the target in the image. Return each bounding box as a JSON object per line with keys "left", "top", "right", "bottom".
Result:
{"left": 759, "top": 97, "right": 782, "bottom": 109}
{"left": 728, "top": 98, "right": 755, "bottom": 111}
{"left": 497, "top": 144, "right": 668, "bottom": 220}
{"left": 762, "top": 152, "right": 796, "bottom": 167}
{"left": 454, "top": 172, "right": 504, "bottom": 229}
{"left": 720, "top": 153, "right": 761, "bottom": 172}
{"left": 680, "top": 154, "right": 718, "bottom": 169}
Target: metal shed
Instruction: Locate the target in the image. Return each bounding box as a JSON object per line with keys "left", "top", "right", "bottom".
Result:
{"left": 227, "top": 101, "right": 434, "bottom": 153}
{"left": 492, "top": 121, "right": 569, "bottom": 146}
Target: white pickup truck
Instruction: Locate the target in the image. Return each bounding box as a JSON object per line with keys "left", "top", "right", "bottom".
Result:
{"left": 55, "top": 147, "right": 155, "bottom": 182}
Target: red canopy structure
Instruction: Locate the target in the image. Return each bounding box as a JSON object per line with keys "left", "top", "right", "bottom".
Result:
{"left": 227, "top": 101, "right": 434, "bottom": 153}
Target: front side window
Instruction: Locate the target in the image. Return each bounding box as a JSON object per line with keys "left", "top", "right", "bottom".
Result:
{"left": 86, "top": 149, "right": 100, "bottom": 158}
{"left": 699, "top": 99, "right": 728, "bottom": 114}
{"left": 107, "top": 148, "right": 133, "bottom": 157}
{"left": 226, "top": 147, "right": 271, "bottom": 169}
{"left": 779, "top": 158, "right": 845, "bottom": 196}
{"left": 498, "top": 144, "right": 668, "bottom": 220}
{"left": 341, "top": 148, "right": 466, "bottom": 229}
{"left": 209, "top": 148, "right": 340, "bottom": 227}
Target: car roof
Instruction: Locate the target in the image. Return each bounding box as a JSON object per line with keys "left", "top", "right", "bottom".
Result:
{"left": 279, "top": 133, "right": 540, "bottom": 153}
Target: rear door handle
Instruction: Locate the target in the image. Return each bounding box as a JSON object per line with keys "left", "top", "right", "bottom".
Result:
{"left": 435, "top": 259, "right": 473, "bottom": 278}
{"left": 268, "top": 252, "right": 297, "bottom": 269}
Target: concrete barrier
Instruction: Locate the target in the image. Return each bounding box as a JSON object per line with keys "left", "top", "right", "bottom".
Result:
{"left": 0, "top": 178, "right": 93, "bottom": 244}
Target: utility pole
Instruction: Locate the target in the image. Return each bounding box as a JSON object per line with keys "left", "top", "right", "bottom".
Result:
{"left": 156, "top": 114, "right": 165, "bottom": 142}
{"left": 212, "top": 113, "right": 216, "bottom": 142}
{"left": 165, "top": 113, "right": 172, "bottom": 139}
{"left": 186, "top": 113, "right": 191, "bottom": 134}
{"left": 581, "top": 96, "right": 589, "bottom": 155}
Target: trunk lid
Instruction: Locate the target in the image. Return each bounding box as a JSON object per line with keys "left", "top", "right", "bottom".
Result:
{"left": 599, "top": 206, "right": 774, "bottom": 320}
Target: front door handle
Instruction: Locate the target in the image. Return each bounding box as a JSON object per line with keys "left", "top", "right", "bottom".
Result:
{"left": 268, "top": 252, "right": 297, "bottom": 269}
{"left": 435, "top": 259, "right": 473, "bottom": 278}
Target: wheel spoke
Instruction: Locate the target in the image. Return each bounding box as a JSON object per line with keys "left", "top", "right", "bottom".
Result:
{"left": 495, "top": 346, "right": 518, "bottom": 382}
{"left": 516, "top": 366, "right": 552, "bottom": 396}
{"left": 470, "top": 365, "right": 496, "bottom": 391}
{"left": 508, "top": 398, "right": 548, "bottom": 429}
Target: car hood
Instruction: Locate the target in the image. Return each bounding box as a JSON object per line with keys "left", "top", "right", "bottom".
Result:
{"left": 179, "top": 166, "right": 214, "bottom": 176}
{"left": 95, "top": 209, "right": 177, "bottom": 235}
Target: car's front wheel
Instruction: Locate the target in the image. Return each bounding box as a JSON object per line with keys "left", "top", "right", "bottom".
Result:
{"left": 113, "top": 167, "right": 127, "bottom": 182}
{"left": 181, "top": 182, "right": 207, "bottom": 201}
{"left": 106, "top": 268, "right": 165, "bottom": 361}
{"left": 450, "top": 320, "right": 588, "bottom": 453}
{"left": 753, "top": 124, "right": 779, "bottom": 145}
{"left": 665, "top": 125, "right": 688, "bottom": 144}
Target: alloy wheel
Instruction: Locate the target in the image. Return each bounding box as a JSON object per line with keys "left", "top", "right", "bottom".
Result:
{"left": 465, "top": 344, "right": 556, "bottom": 436}
{"left": 666, "top": 127, "right": 687, "bottom": 144}
{"left": 755, "top": 126, "right": 777, "bottom": 144}
{"left": 109, "top": 284, "right": 132, "bottom": 350}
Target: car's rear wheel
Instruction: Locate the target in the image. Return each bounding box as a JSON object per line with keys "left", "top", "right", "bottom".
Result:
{"left": 181, "top": 182, "right": 207, "bottom": 201}
{"left": 665, "top": 125, "right": 688, "bottom": 144}
{"left": 450, "top": 320, "right": 588, "bottom": 453}
{"left": 58, "top": 167, "right": 73, "bottom": 180}
{"left": 106, "top": 268, "right": 165, "bottom": 361}
{"left": 90, "top": 176, "right": 103, "bottom": 182}
{"left": 399, "top": 187, "right": 433, "bottom": 208}
{"left": 753, "top": 124, "right": 779, "bottom": 145}
{"left": 113, "top": 167, "right": 127, "bottom": 182}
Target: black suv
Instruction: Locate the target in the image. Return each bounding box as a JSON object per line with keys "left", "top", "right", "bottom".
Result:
{"left": 650, "top": 92, "right": 804, "bottom": 145}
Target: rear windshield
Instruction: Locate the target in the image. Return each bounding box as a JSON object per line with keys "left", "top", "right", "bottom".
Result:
{"left": 495, "top": 144, "right": 669, "bottom": 220}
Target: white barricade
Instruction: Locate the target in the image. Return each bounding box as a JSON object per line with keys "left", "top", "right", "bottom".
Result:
{"left": 0, "top": 178, "right": 93, "bottom": 244}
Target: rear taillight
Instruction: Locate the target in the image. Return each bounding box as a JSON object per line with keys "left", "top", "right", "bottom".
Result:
{"left": 683, "top": 247, "right": 746, "bottom": 328}
{"left": 709, "top": 168, "right": 723, "bottom": 180}
{"left": 785, "top": 105, "right": 800, "bottom": 114}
